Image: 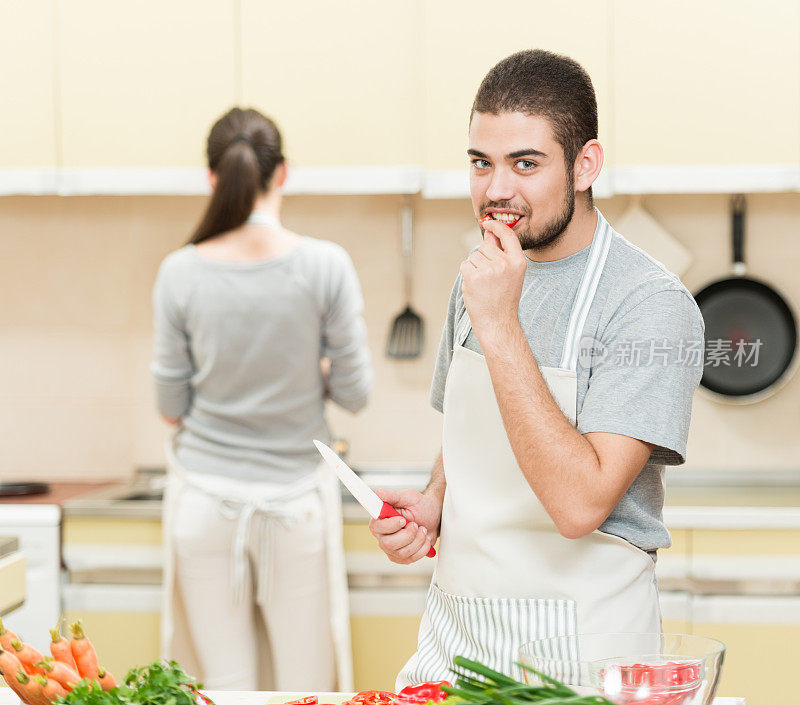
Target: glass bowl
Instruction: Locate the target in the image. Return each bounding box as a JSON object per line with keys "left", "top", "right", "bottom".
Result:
{"left": 518, "top": 633, "right": 725, "bottom": 705}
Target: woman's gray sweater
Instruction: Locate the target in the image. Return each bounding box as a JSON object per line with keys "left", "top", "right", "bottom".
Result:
{"left": 150, "top": 237, "right": 372, "bottom": 482}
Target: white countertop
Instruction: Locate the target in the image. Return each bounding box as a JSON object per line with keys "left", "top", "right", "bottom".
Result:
{"left": 0, "top": 689, "right": 746, "bottom": 705}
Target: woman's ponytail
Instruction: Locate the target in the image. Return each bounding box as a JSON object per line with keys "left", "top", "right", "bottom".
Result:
{"left": 189, "top": 108, "right": 284, "bottom": 245}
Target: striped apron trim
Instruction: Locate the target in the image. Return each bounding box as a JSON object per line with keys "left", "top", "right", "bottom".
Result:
{"left": 399, "top": 583, "right": 579, "bottom": 685}
{"left": 560, "top": 213, "right": 613, "bottom": 371}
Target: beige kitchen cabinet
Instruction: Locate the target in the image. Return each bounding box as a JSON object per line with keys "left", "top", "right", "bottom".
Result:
{"left": 422, "top": 0, "right": 612, "bottom": 177}
{"left": 61, "top": 513, "right": 163, "bottom": 676}
{"left": 693, "top": 595, "right": 799, "bottom": 705}
{"left": 613, "top": 0, "right": 800, "bottom": 169}
{"left": 351, "top": 600, "right": 424, "bottom": 692}
{"left": 241, "top": 1, "right": 422, "bottom": 169}
{"left": 685, "top": 528, "right": 800, "bottom": 705}
{"left": 62, "top": 586, "right": 162, "bottom": 682}
{"left": 58, "top": 0, "right": 236, "bottom": 168}
{"left": 657, "top": 528, "right": 692, "bottom": 633}
{"left": 0, "top": 539, "right": 25, "bottom": 617}
{"left": 0, "top": 1, "right": 57, "bottom": 170}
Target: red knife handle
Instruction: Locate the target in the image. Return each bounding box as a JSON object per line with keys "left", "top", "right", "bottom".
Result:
{"left": 378, "top": 501, "right": 436, "bottom": 558}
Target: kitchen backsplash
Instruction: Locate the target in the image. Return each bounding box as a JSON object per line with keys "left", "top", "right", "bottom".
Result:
{"left": 2, "top": 193, "right": 800, "bottom": 479}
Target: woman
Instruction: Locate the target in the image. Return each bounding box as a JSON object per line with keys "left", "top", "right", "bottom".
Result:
{"left": 150, "top": 107, "right": 371, "bottom": 691}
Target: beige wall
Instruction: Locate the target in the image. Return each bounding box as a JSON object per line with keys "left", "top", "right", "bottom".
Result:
{"left": 1, "top": 193, "right": 799, "bottom": 480}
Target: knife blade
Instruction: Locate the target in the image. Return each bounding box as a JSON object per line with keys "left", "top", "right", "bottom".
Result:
{"left": 313, "top": 440, "right": 436, "bottom": 558}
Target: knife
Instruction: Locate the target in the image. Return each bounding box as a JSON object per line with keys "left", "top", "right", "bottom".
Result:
{"left": 313, "top": 440, "right": 436, "bottom": 558}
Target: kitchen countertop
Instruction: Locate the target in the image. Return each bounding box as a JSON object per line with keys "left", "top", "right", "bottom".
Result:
{"left": 59, "top": 466, "right": 800, "bottom": 530}
{"left": 0, "top": 482, "right": 119, "bottom": 506}
{"left": 0, "top": 689, "right": 748, "bottom": 705}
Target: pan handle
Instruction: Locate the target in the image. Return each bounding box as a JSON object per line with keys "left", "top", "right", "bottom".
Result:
{"left": 732, "top": 194, "right": 746, "bottom": 274}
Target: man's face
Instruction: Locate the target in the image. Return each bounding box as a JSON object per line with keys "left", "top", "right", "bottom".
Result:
{"left": 468, "top": 111, "right": 575, "bottom": 252}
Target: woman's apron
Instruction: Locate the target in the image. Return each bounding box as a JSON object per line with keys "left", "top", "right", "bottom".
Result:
{"left": 397, "top": 211, "right": 661, "bottom": 688}
{"left": 161, "top": 433, "right": 354, "bottom": 691}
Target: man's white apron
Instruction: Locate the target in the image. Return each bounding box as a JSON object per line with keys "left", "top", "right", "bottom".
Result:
{"left": 397, "top": 211, "right": 661, "bottom": 688}
{"left": 161, "top": 434, "right": 354, "bottom": 690}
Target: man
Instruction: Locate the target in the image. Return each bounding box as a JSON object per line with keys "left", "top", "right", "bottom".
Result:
{"left": 369, "top": 49, "right": 705, "bottom": 685}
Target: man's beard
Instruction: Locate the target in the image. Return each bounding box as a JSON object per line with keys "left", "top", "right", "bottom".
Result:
{"left": 517, "top": 178, "right": 575, "bottom": 252}
{"left": 518, "top": 174, "right": 576, "bottom": 251}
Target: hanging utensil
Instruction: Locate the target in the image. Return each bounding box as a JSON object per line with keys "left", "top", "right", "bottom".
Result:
{"left": 386, "top": 200, "right": 424, "bottom": 359}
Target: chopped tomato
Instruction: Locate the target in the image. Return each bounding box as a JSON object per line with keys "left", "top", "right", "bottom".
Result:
{"left": 282, "top": 697, "right": 318, "bottom": 705}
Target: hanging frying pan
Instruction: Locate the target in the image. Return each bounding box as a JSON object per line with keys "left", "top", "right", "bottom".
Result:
{"left": 694, "top": 195, "right": 798, "bottom": 403}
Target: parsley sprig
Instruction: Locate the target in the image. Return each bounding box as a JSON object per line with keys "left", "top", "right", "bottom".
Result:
{"left": 54, "top": 660, "right": 211, "bottom": 705}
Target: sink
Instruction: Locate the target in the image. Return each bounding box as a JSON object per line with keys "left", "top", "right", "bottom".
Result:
{"left": 114, "top": 490, "right": 164, "bottom": 502}
{"left": 62, "top": 467, "right": 166, "bottom": 517}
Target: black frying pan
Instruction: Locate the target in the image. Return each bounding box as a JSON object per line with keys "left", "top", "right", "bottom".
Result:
{"left": 694, "top": 195, "right": 797, "bottom": 401}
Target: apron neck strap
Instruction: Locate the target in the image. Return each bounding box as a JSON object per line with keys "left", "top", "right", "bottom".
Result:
{"left": 559, "top": 209, "right": 613, "bottom": 371}
{"left": 247, "top": 210, "right": 281, "bottom": 227}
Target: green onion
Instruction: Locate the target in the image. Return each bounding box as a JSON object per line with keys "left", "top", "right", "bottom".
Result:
{"left": 437, "top": 655, "right": 617, "bottom": 705}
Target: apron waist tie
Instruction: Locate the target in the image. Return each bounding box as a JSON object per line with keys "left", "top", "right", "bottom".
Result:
{"left": 219, "top": 495, "right": 305, "bottom": 606}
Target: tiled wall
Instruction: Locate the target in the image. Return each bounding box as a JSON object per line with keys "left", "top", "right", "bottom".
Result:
{"left": 2, "top": 193, "right": 800, "bottom": 480}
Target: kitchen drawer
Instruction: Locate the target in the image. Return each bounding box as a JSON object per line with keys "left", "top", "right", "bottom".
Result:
{"left": 692, "top": 529, "right": 800, "bottom": 555}
{"left": 692, "top": 594, "right": 800, "bottom": 705}
{"left": 62, "top": 584, "right": 162, "bottom": 679}
{"left": 659, "top": 590, "right": 692, "bottom": 635}
{"left": 656, "top": 529, "right": 692, "bottom": 588}
{"left": 0, "top": 551, "right": 25, "bottom": 616}
{"left": 343, "top": 522, "right": 381, "bottom": 554}
{"left": 350, "top": 588, "right": 425, "bottom": 692}
{"left": 63, "top": 517, "right": 162, "bottom": 545}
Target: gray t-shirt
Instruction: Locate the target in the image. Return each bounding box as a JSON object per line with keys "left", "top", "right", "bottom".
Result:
{"left": 430, "top": 209, "right": 705, "bottom": 554}
{"left": 151, "top": 237, "right": 372, "bottom": 483}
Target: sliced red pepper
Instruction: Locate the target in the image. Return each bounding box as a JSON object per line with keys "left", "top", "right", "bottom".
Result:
{"left": 480, "top": 214, "right": 521, "bottom": 229}
{"left": 396, "top": 681, "right": 450, "bottom": 704}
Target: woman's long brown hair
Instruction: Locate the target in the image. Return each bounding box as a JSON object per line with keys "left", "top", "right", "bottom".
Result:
{"left": 189, "top": 107, "right": 285, "bottom": 245}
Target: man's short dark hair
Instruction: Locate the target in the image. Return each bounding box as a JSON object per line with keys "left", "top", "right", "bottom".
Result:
{"left": 472, "top": 49, "right": 598, "bottom": 203}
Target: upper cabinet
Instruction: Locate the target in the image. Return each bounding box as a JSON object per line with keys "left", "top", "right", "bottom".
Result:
{"left": 422, "top": 0, "right": 612, "bottom": 173}
{"left": 613, "top": 0, "right": 800, "bottom": 168}
{"left": 58, "top": 0, "right": 237, "bottom": 168}
{"left": 241, "top": 0, "right": 423, "bottom": 168}
{"left": 2, "top": 0, "right": 799, "bottom": 193}
{"left": 0, "top": 1, "right": 57, "bottom": 169}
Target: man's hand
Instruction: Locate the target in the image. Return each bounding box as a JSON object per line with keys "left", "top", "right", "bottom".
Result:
{"left": 368, "top": 488, "right": 442, "bottom": 565}
{"left": 459, "top": 218, "right": 527, "bottom": 339}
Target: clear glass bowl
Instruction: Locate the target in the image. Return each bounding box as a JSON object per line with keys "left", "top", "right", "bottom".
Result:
{"left": 518, "top": 633, "right": 725, "bottom": 705}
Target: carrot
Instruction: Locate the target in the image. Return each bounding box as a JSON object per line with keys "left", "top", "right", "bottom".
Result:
{"left": 0, "top": 649, "right": 31, "bottom": 704}
{"left": 35, "top": 658, "right": 80, "bottom": 691}
{"left": 49, "top": 623, "right": 78, "bottom": 672}
{"left": 2, "top": 673, "right": 32, "bottom": 704}
{"left": 0, "top": 618, "right": 18, "bottom": 652}
{"left": 96, "top": 667, "right": 116, "bottom": 691}
{"left": 9, "top": 639, "right": 45, "bottom": 676}
{"left": 14, "top": 669, "right": 46, "bottom": 705}
{"left": 68, "top": 621, "right": 99, "bottom": 680}
{"left": 33, "top": 675, "right": 68, "bottom": 703}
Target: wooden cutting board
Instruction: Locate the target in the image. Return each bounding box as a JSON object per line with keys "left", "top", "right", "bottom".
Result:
{"left": 612, "top": 196, "right": 693, "bottom": 278}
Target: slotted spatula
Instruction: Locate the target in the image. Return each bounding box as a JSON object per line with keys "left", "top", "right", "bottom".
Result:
{"left": 386, "top": 201, "right": 424, "bottom": 359}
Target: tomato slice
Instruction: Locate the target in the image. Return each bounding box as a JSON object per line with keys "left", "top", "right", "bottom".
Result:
{"left": 345, "top": 691, "right": 397, "bottom": 705}
{"left": 282, "top": 697, "right": 318, "bottom": 705}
